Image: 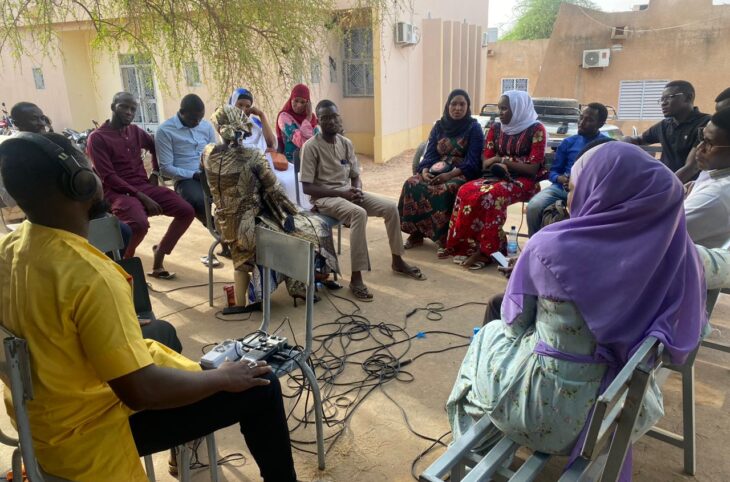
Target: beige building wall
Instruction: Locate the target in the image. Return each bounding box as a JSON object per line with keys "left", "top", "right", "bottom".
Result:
{"left": 374, "top": 0, "right": 489, "bottom": 162}
{"left": 483, "top": 39, "right": 549, "bottom": 103}
{"left": 533, "top": 0, "right": 729, "bottom": 133}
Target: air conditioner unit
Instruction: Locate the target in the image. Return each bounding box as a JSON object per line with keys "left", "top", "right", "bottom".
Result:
{"left": 395, "top": 22, "right": 416, "bottom": 45}
{"left": 482, "top": 32, "right": 489, "bottom": 47}
{"left": 582, "top": 49, "right": 610, "bottom": 68}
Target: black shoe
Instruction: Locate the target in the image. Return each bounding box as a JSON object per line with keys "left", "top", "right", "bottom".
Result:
{"left": 218, "top": 245, "right": 232, "bottom": 258}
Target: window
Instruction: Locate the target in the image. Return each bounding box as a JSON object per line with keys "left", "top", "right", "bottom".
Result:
{"left": 329, "top": 56, "right": 337, "bottom": 83}
{"left": 310, "top": 59, "right": 321, "bottom": 84}
{"left": 618, "top": 80, "right": 667, "bottom": 120}
{"left": 184, "top": 62, "right": 202, "bottom": 87}
{"left": 32, "top": 68, "right": 45, "bottom": 90}
{"left": 343, "top": 27, "right": 374, "bottom": 97}
{"left": 501, "top": 78, "right": 528, "bottom": 94}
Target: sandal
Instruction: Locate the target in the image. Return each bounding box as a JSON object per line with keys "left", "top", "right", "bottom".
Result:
{"left": 453, "top": 256, "right": 467, "bottom": 265}
{"left": 468, "top": 261, "right": 487, "bottom": 271}
{"left": 349, "top": 283, "right": 374, "bottom": 302}
{"left": 393, "top": 266, "right": 427, "bottom": 281}
{"left": 147, "top": 269, "right": 176, "bottom": 280}
{"left": 437, "top": 247, "right": 449, "bottom": 259}
{"left": 321, "top": 279, "right": 343, "bottom": 290}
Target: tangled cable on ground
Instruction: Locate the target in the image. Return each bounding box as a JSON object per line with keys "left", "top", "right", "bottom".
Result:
{"left": 273, "top": 291, "right": 487, "bottom": 479}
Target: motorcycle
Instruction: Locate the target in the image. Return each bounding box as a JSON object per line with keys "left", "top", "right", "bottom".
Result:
{"left": 0, "top": 102, "right": 16, "bottom": 135}
{"left": 63, "top": 120, "right": 98, "bottom": 152}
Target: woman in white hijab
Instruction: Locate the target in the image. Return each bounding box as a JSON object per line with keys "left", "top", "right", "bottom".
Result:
{"left": 229, "top": 88, "right": 311, "bottom": 209}
{"left": 445, "top": 91, "right": 547, "bottom": 269}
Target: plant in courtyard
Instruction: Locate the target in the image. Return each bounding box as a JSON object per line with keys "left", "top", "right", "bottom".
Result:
{"left": 0, "top": 0, "right": 403, "bottom": 104}
{"left": 503, "top": 0, "right": 598, "bottom": 40}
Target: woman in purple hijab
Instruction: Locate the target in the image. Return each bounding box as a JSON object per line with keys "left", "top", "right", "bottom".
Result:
{"left": 447, "top": 142, "right": 712, "bottom": 478}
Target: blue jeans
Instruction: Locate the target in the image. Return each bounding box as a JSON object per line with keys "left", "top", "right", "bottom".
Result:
{"left": 526, "top": 184, "right": 568, "bottom": 237}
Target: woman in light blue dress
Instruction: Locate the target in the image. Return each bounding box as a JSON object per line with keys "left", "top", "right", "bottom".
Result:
{"left": 447, "top": 142, "right": 710, "bottom": 480}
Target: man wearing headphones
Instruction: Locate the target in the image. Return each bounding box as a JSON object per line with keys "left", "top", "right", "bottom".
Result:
{"left": 0, "top": 132, "right": 297, "bottom": 481}
{"left": 87, "top": 92, "right": 195, "bottom": 279}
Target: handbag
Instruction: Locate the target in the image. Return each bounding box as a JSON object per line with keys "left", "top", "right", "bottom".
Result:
{"left": 269, "top": 151, "right": 289, "bottom": 171}
{"left": 541, "top": 200, "right": 570, "bottom": 228}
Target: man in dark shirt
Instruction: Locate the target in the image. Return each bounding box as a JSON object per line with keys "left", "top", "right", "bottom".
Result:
{"left": 10, "top": 102, "right": 50, "bottom": 134}
{"left": 623, "top": 80, "right": 710, "bottom": 175}
{"left": 87, "top": 92, "right": 194, "bottom": 279}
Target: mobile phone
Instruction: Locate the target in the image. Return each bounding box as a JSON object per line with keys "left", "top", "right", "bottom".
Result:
{"left": 490, "top": 251, "right": 510, "bottom": 268}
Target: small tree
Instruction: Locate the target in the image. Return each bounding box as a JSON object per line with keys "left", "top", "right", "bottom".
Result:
{"left": 0, "top": 0, "right": 402, "bottom": 103}
{"left": 502, "top": 0, "right": 598, "bottom": 40}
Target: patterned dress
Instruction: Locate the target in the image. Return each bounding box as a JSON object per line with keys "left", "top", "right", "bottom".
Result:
{"left": 398, "top": 122, "right": 484, "bottom": 243}
{"left": 202, "top": 143, "right": 338, "bottom": 301}
{"left": 446, "top": 122, "right": 546, "bottom": 256}
{"left": 446, "top": 244, "right": 729, "bottom": 454}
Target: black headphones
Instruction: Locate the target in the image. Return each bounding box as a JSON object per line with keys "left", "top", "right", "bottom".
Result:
{"left": 0, "top": 132, "right": 98, "bottom": 201}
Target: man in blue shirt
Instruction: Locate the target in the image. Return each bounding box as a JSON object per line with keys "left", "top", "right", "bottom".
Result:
{"left": 526, "top": 102, "right": 608, "bottom": 236}
{"left": 154, "top": 94, "right": 219, "bottom": 264}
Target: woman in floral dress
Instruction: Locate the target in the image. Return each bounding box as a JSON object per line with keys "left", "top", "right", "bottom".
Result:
{"left": 446, "top": 90, "right": 546, "bottom": 269}
{"left": 398, "top": 89, "right": 484, "bottom": 255}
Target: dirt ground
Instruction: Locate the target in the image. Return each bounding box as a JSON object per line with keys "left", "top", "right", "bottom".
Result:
{"left": 1, "top": 150, "right": 729, "bottom": 481}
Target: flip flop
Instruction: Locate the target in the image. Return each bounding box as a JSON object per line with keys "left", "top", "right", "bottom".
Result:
{"left": 467, "top": 261, "right": 487, "bottom": 271}
{"left": 437, "top": 247, "right": 450, "bottom": 259}
{"left": 349, "top": 283, "right": 374, "bottom": 302}
{"left": 147, "top": 269, "right": 176, "bottom": 280}
{"left": 393, "top": 266, "right": 427, "bottom": 281}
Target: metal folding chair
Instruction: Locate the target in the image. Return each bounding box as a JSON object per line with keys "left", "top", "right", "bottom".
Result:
{"left": 86, "top": 218, "right": 219, "bottom": 481}
{"left": 0, "top": 324, "right": 71, "bottom": 481}
{"left": 293, "top": 148, "right": 342, "bottom": 255}
{"left": 88, "top": 215, "right": 124, "bottom": 260}
{"left": 200, "top": 170, "right": 222, "bottom": 307}
{"left": 420, "top": 336, "right": 664, "bottom": 482}
{"left": 255, "top": 225, "right": 326, "bottom": 470}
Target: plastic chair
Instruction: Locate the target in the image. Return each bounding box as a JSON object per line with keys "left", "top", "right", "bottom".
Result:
{"left": 255, "top": 226, "right": 326, "bottom": 470}
{"left": 0, "top": 324, "right": 71, "bottom": 481}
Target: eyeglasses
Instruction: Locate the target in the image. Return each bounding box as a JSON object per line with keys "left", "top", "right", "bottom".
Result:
{"left": 698, "top": 127, "right": 730, "bottom": 151}
{"left": 657, "top": 93, "right": 684, "bottom": 104}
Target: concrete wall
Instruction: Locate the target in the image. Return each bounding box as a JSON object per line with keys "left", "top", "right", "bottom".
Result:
{"left": 534, "top": 0, "right": 729, "bottom": 133}
{"left": 483, "top": 39, "right": 549, "bottom": 102}
{"left": 373, "top": 0, "right": 489, "bottom": 162}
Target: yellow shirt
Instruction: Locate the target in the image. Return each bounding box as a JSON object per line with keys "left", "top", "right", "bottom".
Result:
{"left": 0, "top": 222, "right": 200, "bottom": 481}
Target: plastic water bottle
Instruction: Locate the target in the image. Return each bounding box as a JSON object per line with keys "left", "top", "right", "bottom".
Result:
{"left": 507, "top": 226, "right": 519, "bottom": 257}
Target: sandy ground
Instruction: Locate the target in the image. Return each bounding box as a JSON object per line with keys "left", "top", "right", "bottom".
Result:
{"left": 2, "top": 150, "right": 729, "bottom": 481}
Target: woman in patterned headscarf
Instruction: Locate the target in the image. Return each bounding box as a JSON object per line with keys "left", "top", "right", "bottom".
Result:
{"left": 202, "top": 105, "right": 338, "bottom": 307}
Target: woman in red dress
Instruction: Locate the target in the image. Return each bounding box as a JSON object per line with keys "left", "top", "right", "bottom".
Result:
{"left": 446, "top": 91, "right": 546, "bottom": 269}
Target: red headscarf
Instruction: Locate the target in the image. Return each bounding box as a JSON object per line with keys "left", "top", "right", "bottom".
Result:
{"left": 276, "top": 84, "right": 318, "bottom": 147}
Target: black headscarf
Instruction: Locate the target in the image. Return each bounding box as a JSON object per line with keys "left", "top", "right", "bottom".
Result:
{"left": 438, "top": 89, "right": 475, "bottom": 137}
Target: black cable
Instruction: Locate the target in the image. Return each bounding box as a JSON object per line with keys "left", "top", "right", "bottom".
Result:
{"left": 147, "top": 280, "right": 232, "bottom": 294}
{"left": 274, "top": 296, "right": 480, "bottom": 467}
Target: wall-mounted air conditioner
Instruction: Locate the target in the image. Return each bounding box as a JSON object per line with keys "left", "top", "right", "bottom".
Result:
{"left": 395, "top": 22, "right": 417, "bottom": 45}
{"left": 582, "top": 49, "right": 611, "bottom": 68}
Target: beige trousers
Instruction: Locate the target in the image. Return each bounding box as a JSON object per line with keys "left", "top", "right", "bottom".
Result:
{"left": 314, "top": 192, "right": 405, "bottom": 272}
